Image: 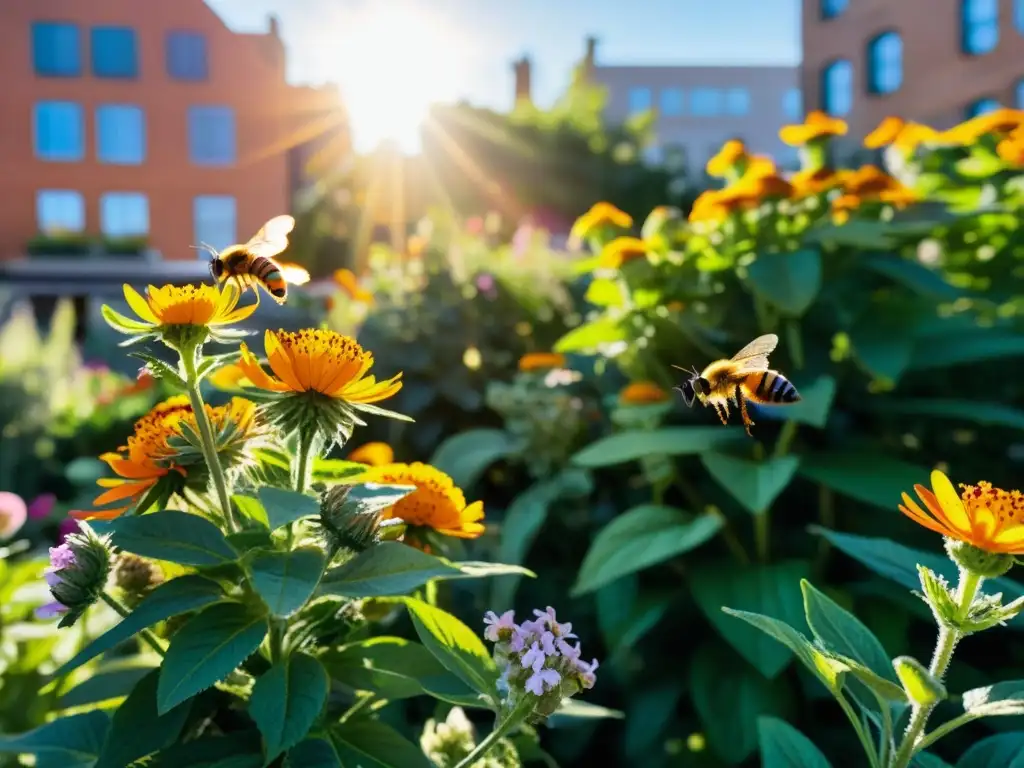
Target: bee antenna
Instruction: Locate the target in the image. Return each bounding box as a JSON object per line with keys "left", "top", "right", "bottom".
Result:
{"left": 191, "top": 242, "right": 219, "bottom": 259}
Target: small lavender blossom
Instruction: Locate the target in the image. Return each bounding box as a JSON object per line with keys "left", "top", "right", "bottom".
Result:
{"left": 483, "top": 609, "right": 516, "bottom": 642}
{"left": 35, "top": 527, "right": 112, "bottom": 628}
{"left": 525, "top": 668, "right": 561, "bottom": 696}
{"left": 35, "top": 544, "right": 77, "bottom": 620}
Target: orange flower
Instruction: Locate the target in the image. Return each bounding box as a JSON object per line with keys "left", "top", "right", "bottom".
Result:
{"left": 864, "top": 116, "right": 939, "bottom": 152}
{"left": 618, "top": 381, "right": 670, "bottom": 405}
{"left": 899, "top": 470, "right": 1024, "bottom": 554}
{"left": 570, "top": 202, "right": 632, "bottom": 243}
{"left": 706, "top": 140, "right": 748, "bottom": 178}
{"left": 519, "top": 352, "right": 566, "bottom": 372}
{"left": 208, "top": 363, "right": 251, "bottom": 391}
{"left": 357, "top": 462, "right": 485, "bottom": 539}
{"left": 599, "top": 237, "right": 649, "bottom": 269}
{"left": 780, "top": 110, "right": 848, "bottom": 146}
{"left": 940, "top": 109, "right": 1024, "bottom": 145}
{"left": 333, "top": 268, "right": 374, "bottom": 304}
{"left": 831, "top": 165, "right": 917, "bottom": 221}
{"left": 790, "top": 167, "right": 845, "bottom": 197}
{"left": 997, "top": 132, "right": 1024, "bottom": 164}
{"left": 689, "top": 170, "right": 792, "bottom": 223}
{"left": 348, "top": 442, "right": 395, "bottom": 466}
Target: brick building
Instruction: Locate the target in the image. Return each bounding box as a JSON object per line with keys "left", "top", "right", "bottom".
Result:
{"left": 0, "top": 0, "right": 348, "bottom": 262}
{"left": 802, "top": 0, "right": 1024, "bottom": 149}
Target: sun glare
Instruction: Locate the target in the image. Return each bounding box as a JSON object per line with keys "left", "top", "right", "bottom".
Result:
{"left": 327, "top": 4, "right": 468, "bottom": 154}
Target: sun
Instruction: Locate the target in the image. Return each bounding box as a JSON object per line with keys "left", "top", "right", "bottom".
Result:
{"left": 325, "top": 4, "right": 468, "bottom": 154}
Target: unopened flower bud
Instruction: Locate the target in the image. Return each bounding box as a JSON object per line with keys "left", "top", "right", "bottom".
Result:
{"left": 114, "top": 553, "right": 164, "bottom": 608}
{"left": 36, "top": 525, "right": 113, "bottom": 628}
{"left": 893, "top": 655, "right": 946, "bottom": 706}
{"left": 420, "top": 707, "right": 520, "bottom": 768}
{"left": 317, "top": 484, "right": 383, "bottom": 554}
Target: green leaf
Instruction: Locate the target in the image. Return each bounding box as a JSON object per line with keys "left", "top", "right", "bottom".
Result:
{"left": 257, "top": 487, "right": 320, "bottom": 531}
{"left": 584, "top": 277, "right": 626, "bottom": 308}
{"left": 572, "top": 506, "right": 722, "bottom": 595}
{"left": 157, "top": 602, "right": 268, "bottom": 714}
{"left": 56, "top": 575, "right": 225, "bottom": 677}
{"left": 798, "top": 451, "right": 928, "bottom": 510}
{"left": 624, "top": 683, "right": 685, "bottom": 760}
{"left": 319, "top": 636, "right": 482, "bottom": 708}
{"left": 400, "top": 597, "right": 497, "bottom": 697}
{"left": 147, "top": 732, "right": 264, "bottom": 767}
{"left": 0, "top": 711, "right": 110, "bottom": 767}
{"left": 327, "top": 721, "right": 433, "bottom": 768}
{"left": 756, "top": 375, "right": 836, "bottom": 429}
{"left": 430, "top": 428, "right": 521, "bottom": 489}
{"left": 701, "top": 453, "right": 801, "bottom": 514}
{"left": 955, "top": 731, "right": 1024, "bottom": 768}
{"left": 722, "top": 608, "right": 847, "bottom": 693}
{"left": 571, "top": 427, "right": 742, "bottom": 467}
{"left": 59, "top": 658, "right": 158, "bottom": 709}
{"left": 234, "top": 495, "right": 270, "bottom": 527}
{"left": 691, "top": 561, "right": 810, "bottom": 678}
{"left": 757, "top": 716, "right": 832, "bottom": 768}
{"left": 129, "top": 351, "right": 187, "bottom": 389}
{"left": 909, "top": 330, "right": 1024, "bottom": 370}
{"left": 691, "top": 643, "right": 794, "bottom": 765}
{"left": 249, "top": 547, "right": 325, "bottom": 618}
{"left": 250, "top": 653, "right": 329, "bottom": 764}
{"left": 863, "top": 253, "right": 963, "bottom": 300}
{"left": 864, "top": 398, "right": 1024, "bottom": 430}
{"left": 554, "top": 316, "right": 628, "bottom": 354}
{"left": 311, "top": 458, "right": 366, "bottom": 482}
{"left": 96, "top": 670, "right": 193, "bottom": 768}
{"left": 548, "top": 699, "right": 625, "bottom": 725}
{"left": 491, "top": 477, "right": 562, "bottom": 611}
{"left": 341, "top": 483, "right": 417, "bottom": 516}
{"left": 962, "top": 680, "right": 1024, "bottom": 717}
{"left": 746, "top": 249, "right": 822, "bottom": 316}
{"left": 285, "top": 738, "right": 340, "bottom": 768}
{"left": 111, "top": 510, "right": 238, "bottom": 566}
{"left": 850, "top": 310, "right": 916, "bottom": 382}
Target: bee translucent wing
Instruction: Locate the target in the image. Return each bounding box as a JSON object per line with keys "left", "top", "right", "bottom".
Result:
{"left": 245, "top": 215, "right": 296, "bottom": 259}
{"left": 729, "top": 334, "right": 778, "bottom": 371}
{"left": 278, "top": 261, "right": 311, "bottom": 286}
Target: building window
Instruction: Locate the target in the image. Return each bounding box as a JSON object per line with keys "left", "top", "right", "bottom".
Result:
{"left": 167, "top": 31, "right": 209, "bottom": 81}
{"left": 1016, "top": 0, "right": 1024, "bottom": 34}
{"left": 32, "top": 22, "right": 81, "bottom": 77}
{"left": 34, "top": 101, "right": 84, "bottom": 162}
{"left": 91, "top": 26, "right": 137, "bottom": 78}
{"left": 821, "top": 0, "right": 849, "bottom": 19}
{"left": 661, "top": 88, "right": 684, "bottom": 116}
{"left": 821, "top": 60, "right": 853, "bottom": 116}
{"left": 188, "top": 106, "right": 237, "bottom": 166}
{"left": 1017, "top": 79, "right": 1024, "bottom": 108}
{"left": 867, "top": 32, "right": 903, "bottom": 94}
{"left": 783, "top": 88, "right": 803, "bottom": 121}
{"left": 101, "top": 193, "right": 149, "bottom": 237}
{"left": 965, "top": 97, "right": 1001, "bottom": 118}
{"left": 725, "top": 88, "right": 751, "bottom": 115}
{"left": 691, "top": 88, "right": 722, "bottom": 116}
{"left": 36, "top": 190, "right": 85, "bottom": 234}
{"left": 194, "top": 196, "right": 237, "bottom": 251}
{"left": 96, "top": 105, "right": 146, "bottom": 165}
{"left": 628, "top": 87, "right": 653, "bottom": 114}
{"left": 962, "top": 0, "right": 999, "bottom": 55}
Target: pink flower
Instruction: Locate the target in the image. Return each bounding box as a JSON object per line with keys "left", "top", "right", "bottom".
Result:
{"left": 48, "top": 543, "right": 76, "bottom": 571}
{"left": 466, "top": 216, "right": 484, "bottom": 235}
{"left": 483, "top": 609, "right": 516, "bottom": 642}
{"left": 525, "top": 668, "right": 561, "bottom": 695}
{"left": 576, "top": 658, "right": 599, "bottom": 689}
{"left": 28, "top": 493, "right": 57, "bottom": 520}
{"left": 0, "top": 492, "right": 27, "bottom": 539}
{"left": 475, "top": 273, "right": 496, "bottom": 293}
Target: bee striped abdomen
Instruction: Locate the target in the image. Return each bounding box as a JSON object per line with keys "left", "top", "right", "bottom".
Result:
{"left": 748, "top": 371, "right": 801, "bottom": 404}
{"left": 252, "top": 256, "right": 287, "bottom": 299}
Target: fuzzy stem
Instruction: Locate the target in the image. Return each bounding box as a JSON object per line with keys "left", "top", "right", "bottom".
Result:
{"left": 453, "top": 700, "right": 532, "bottom": 768}
{"left": 100, "top": 591, "right": 165, "bottom": 657}
{"left": 294, "top": 427, "right": 318, "bottom": 494}
{"left": 890, "top": 569, "right": 982, "bottom": 768}
{"left": 754, "top": 510, "right": 770, "bottom": 563}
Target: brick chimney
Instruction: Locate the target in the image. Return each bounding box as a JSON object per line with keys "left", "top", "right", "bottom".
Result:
{"left": 584, "top": 35, "right": 598, "bottom": 75}
{"left": 513, "top": 56, "right": 532, "bottom": 107}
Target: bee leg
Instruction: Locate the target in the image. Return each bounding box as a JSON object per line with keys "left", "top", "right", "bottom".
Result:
{"left": 735, "top": 385, "right": 754, "bottom": 437}
{"left": 713, "top": 402, "right": 729, "bottom": 426}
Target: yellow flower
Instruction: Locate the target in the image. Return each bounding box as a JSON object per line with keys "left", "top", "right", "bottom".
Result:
{"left": 76, "top": 395, "right": 261, "bottom": 520}
{"left": 790, "top": 167, "right": 846, "bottom": 197}
{"left": 899, "top": 470, "right": 1024, "bottom": 554}
{"left": 348, "top": 442, "right": 395, "bottom": 466}
{"left": 570, "top": 202, "right": 632, "bottom": 243}
{"left": 599, "top": 237, "right": 649, "bottom": 269}
{"left": 122, "top": 283, "right": 256, "bottom": 328}
{"left": 333, "top": 268, "right": 374, "bottom": 304}
{"left": 779, "top": 110, "right": 848, "bottom": 146}
{"left": 238, "top": 329, "right": 401, "bottom": 403}
{"left": 357, "top": 462, "right": 485, "bottom": 539}
{"left": 688, "top": 169, "right": 792, "bottom": 223}
{"left": 208, "top": 363, "right": 252, "bottom": 391}
{"left": 997, "top": 131, "right": 1024, "bottom": 164}
{"left": 864, "top": 116, "right": 939, "bottom": 152}
{"left": 518, "top": 352, "right": 566, "bottom": 372}
{"left": 940, "top": 108, "right": 1024, "bottom": 145}
{"left": 706, "top": 140, "right": 748, "bottom": 178}
{"left": 619, "top": 381, "right": 670, "bottom": 405}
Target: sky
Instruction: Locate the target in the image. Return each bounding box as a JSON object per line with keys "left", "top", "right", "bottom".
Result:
{"left": 207, "top": 0, "right": 801, "bottom": 151}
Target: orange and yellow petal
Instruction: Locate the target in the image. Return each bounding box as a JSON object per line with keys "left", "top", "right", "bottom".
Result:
{"left": 779, "top": 110, "right": 848, "bottom": 146}
{"left": 706, "top": 140, "right": 747, "bottom": 177}
{"left": 619, "top": 381, "right": 670, "bottom": 405}
{"left": 348, "top": 442, "right": 395, "bottom": 466}
{"left": 123, "top": 285, "right": 159, "bottom": 325}
{"left": 519, "top": 352, "right": 567, "bottom": 372}
{"left": 237, "top": 344, "right": 288, "bottom": 392}
{"left": 599, "top": 237, "right": 649, "bottom": 269}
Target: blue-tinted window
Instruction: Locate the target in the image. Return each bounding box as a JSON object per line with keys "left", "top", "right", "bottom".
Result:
{"left": 1017, "top": 79, "right": 1024, "bottom": 109}
{"left": 868, "top": 32, "right": 903, "bottom": 94}
{"left": 188, "top": 106, "right": 237, "bottom": 166}
{"left": 36, "top": 190, "right": 85, "bottom": 234}
{"left": 962, "top": 0, "right": 999, "bottom": 55}
{"left": 822, "top": 60, "right": 853, "bottom": 116}
{"left": 91, "top": 27, "right": 137, "bottom": 78}
{"left": 966, "top": 97, "right": 1001, "bottom": 118}
{"left": 783, "top": 88, "right": 803, "bottom": 120}
{"left": 661, "top": 88, "right": 684, "bottom": 116}
{"left": 725, "top": 88, "right": 751, "bottom": 115}
{"left": 821, "top": 0, "right": 848, "bottom": 19}
{"left": 194, "top": 196, "right": 237, "bottom": 251}
{"left": 628, "top": 87, "right": 652, "bottom": 114}
{"left": 168, "top": 31, "right": 208, "bottom": 80}
{"left": 96, "top": 105, "right": 145, "bottom": 164}
{"left": 101, "top": 193, "right": 149, "bottom": 237}
{"left": 34, "top": 102, "right": 84, "bottom": 162}
{"left": 32, "top": 22, "right": 81, "bottom": 77}
{"left": 1016, "top": 0, "right": 1024, "bottom": 34}
{"left": 691, "top": 88, "right": 722, "bottom": 116}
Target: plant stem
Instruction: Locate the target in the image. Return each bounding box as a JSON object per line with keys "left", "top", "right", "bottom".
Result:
{"left": 294, "top": 427, "right": 317, "bottom": 494}
{"left": 753, "top": 510, "right": 770, "bottom": 562}
{"left": 837, "top": 692, "right": 882, "bottom": 768}
{"left": 773, "top": 420, "right": 798, "bottom": 460}
{"left": 878, "top": 693, "right": 894, "bottom": 767}
{"left": 268, "top": 619, "right": 286, "bottom": 664}
{"left": 708, "top": 507, "right": 751, "bottom": 565}
{"left": 453, "top": 703, "right": 531, "bottom": 768}
{"left": 99, "top": 592, "right": 165, "bottom": 657}
{"left": 181, "top": 346, "right": 237, "bottom": 532}
{"left": 890, "top": 569, "right": 983, "bottom": 768}
{"left": 814, "top": 485, "right": 835, "bottom": 572}
{"left": 338, "top": 693, "right": 377, "bottom": 724}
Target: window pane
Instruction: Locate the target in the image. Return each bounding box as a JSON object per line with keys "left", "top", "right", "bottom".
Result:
{"left": 101, "top": 193, "right": 149, "bottom": 237}
{"left": 966, "top": 98, "right": 1000, "bottom": 118}
{"left": 869, "top": 32, "right": 903, "bottom": 94}
{"left": 96, "top": 105, "right": 146, "bottom": 164}
{"left": 1017, "top": 0, "right": 1024, "bottom": 34}
{"left": 1017, "top": 80, "right": 1024, "bottom": 109}
{"left": 661, "top": 88, "right": 684, "bottom": 116}
{"left": 34, "top": 102, "right": 84, "bottom": 161}
{"left": 821, "top": 0, "right": 849, "bottom": 19}
{"left": 690, "top": 88, "right": 722, "bottom": 116}
{"left": 188, "top": 106, "right": 237, "bottom": 166}
{"left": 783, "top": 88, "right": 803, "bottom": 121}
{"left": 32, "top": 22, "right": 81, "bottom": 77}
{"left": 91, "top": 27, "right": 137, "bottom": 78}
{"left": 962, "top": 0, "right": 999, "bottom": 54}
{"left": 628, "top": 87, "right": 652, "bottom": 114}
{"left": 36, "top": 190, "right": 85, "bottom": 234}
{"left": 725, "top": 88, "right": 751, "bottom": 115}
{"left": 822, "top": 60, "right": 853, "bottom": 116}
{"left": 194, "top": 196, "right": 237, "bottom": 251}
{"left": 167, "top": 31, "right": 209, "bottom": 81}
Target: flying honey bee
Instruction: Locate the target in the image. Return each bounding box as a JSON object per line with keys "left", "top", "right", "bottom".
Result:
{"left": 202, "top": 215, "right": 308, "bottom": 305}
{"left": 673, "top": 333, "right": 801, "bottom": 437}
